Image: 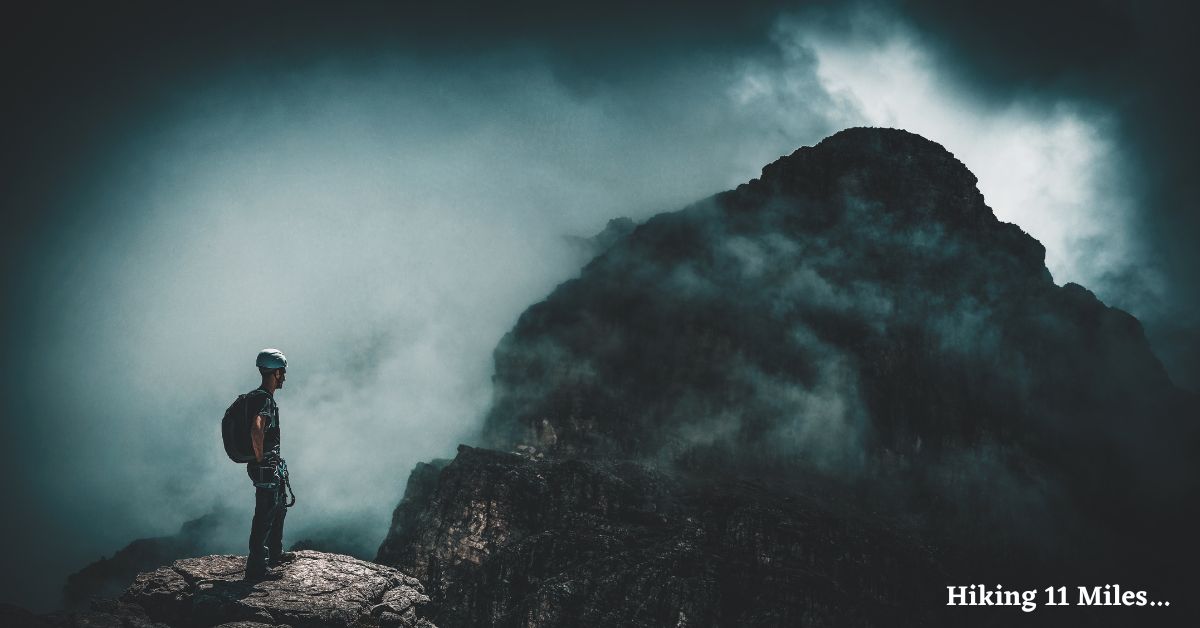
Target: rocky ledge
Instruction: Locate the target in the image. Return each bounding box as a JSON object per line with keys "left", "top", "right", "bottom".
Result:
{"left": 13, "top": 551, "right": 436, "bottom": 628}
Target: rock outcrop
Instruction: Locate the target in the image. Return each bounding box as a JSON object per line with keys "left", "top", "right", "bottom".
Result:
{"left": 64, "top": 513, "right": 374, "bottom": 612}
{"left": 378, "top": 445, "right": 942, "bottom": 626}
{"left": 378, "top": 128, "right": 1200, "bottom": 626}
{"left": 23, "top": 551, "right": 435, "bottom": 628}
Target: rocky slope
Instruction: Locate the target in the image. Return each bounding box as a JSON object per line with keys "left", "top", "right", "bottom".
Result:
{"left": 377, "top": 445, "right": 943, "bottom": 626}
{"left": 378, "top": 128, "right": 1199, "bottom": 626}
{"left": 13, "top": 551, "right": 435, "bottom": 628}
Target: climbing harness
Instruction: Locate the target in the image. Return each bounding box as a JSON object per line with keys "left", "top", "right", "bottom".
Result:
{"left": 252, "top": 455, "right": 297, "bottom": 508}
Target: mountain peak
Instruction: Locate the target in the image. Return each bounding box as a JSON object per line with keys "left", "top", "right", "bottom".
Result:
{"left": 767, "top": 126, "right": 975, "bottom": 186}
{"left": 732, "top": 127, "right": 992, "bottom": 235}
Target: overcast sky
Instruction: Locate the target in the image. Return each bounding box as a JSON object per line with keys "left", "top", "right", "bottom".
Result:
{"left": 2, "top": 0, "right": 1196, "bottom": 611}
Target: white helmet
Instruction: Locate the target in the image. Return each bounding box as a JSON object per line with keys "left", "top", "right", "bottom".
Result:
{"left": 256, "top": 348, "right": 288, "bottom": 370}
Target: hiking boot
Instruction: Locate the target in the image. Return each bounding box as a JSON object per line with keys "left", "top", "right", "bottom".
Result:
{"left": 244, "top": 565, "right": 283, "bottom": 581}
{"left": 268, "top": 551, "right": 297, "bottom": 567}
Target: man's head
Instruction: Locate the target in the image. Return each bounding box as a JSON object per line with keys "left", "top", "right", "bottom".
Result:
{"left": 256, "top": 348, "right": 288, "bottom": 390}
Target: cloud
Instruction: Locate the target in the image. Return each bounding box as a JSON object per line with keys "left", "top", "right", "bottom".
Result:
{"left": 756, "top": 3, "right": 1200, "bottom": 389}
{"left": 0, "top": 41, "right": 845, "bottom": 610}
{"left": 735, "top": 9, "right": 1147, "bottom": 301}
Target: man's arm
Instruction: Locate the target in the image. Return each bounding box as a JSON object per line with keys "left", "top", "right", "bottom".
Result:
{"left": 251, "top": 414, "right": 267, "bottom": 462}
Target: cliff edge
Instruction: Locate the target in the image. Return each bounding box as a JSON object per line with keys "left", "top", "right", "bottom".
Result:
{"left": 9, "top": 551, "right": 435, "bottom": 628}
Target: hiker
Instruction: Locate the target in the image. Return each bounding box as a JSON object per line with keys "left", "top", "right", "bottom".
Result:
{"left": 244, "top": 348, "right": 296, "bottom": 580}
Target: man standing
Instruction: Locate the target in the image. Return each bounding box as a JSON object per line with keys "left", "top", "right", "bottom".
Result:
{"left": 245, "top": 348, "right": 295, "bottom": 580}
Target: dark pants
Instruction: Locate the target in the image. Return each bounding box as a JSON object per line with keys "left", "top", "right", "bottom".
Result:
{"left": 247, "top": 466, "right": 286, "bottom": 572}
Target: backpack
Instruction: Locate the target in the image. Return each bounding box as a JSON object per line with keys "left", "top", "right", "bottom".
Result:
{"left": 221, "top": 390, "right": 265, "bottom": 463}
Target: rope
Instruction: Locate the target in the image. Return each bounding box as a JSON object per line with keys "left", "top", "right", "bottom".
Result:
{"left": 279, "top": 458, "right": 297, "bottom": 508}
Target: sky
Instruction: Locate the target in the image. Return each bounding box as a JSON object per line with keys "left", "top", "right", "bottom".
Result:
{"left": 2, "top": 0, "right": 1197, "bottom": 612}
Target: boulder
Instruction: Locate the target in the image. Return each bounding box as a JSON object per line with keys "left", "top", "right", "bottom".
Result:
{"left": 121, "top": 551, "right": 434, "bottom": 628}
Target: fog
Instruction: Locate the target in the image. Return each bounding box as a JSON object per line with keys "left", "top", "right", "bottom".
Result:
{"left": 0, "top": 5, "right": 1152, "bottom": 611}
{"left": 765, "top": 10, "right": 1143, "bottom": 296}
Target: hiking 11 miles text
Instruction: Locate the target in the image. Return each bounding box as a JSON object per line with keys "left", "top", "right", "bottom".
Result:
{"left": 947, "top": 584, "right": 1166, "bottom": 612}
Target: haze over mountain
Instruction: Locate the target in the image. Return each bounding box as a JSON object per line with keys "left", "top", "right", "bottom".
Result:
{"left": 24, "top": 126, "right": 1197, "bottom": 627}
{"left": 379, "top": 128, "right": 1198, "bottom": 626}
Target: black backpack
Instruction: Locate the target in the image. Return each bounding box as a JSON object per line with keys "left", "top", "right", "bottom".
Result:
{"left": 221, "top": 390, "right": 265, "bottom": 463}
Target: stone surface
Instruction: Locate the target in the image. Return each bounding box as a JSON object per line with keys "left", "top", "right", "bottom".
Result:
{"left": 379, "top": 446, "right": 943, "bottom": 627}
{"left": 117, "top": 551, "right": 434, "bottom": 628}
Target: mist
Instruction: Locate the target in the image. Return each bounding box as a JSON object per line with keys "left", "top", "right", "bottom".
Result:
{"left": 0, "top": 4, "right": 1155, "bottom": 612}
{"left": 766, "top": 9, "right": 1142, "bottom": 301}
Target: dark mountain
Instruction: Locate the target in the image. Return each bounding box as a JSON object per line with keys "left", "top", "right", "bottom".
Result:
{"left": 378, "top": 128, "right": 1199, "bottom": 626}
